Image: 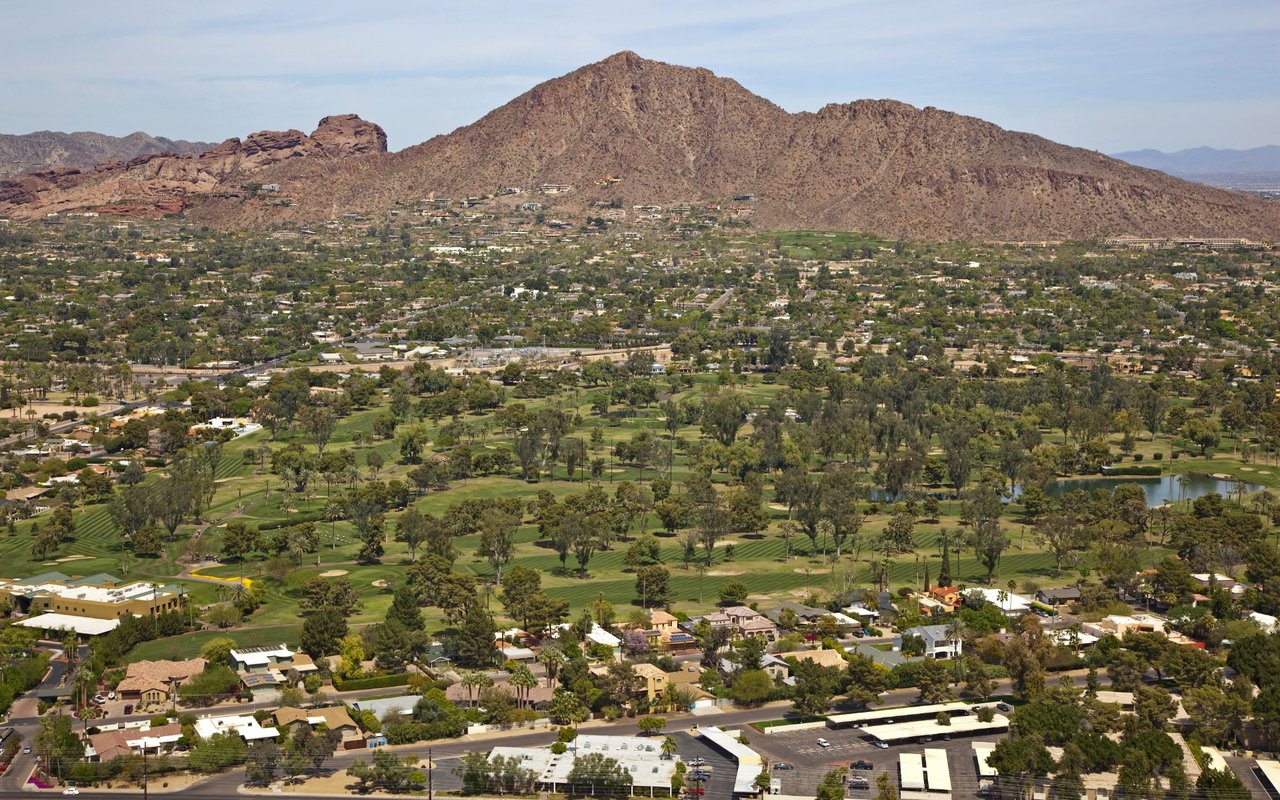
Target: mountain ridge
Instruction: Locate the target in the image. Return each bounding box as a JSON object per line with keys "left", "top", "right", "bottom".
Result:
{"left": 0, "top": 130, "right": 213, "bottom": 179}
{"left": 3, "top": 52, "right": 1278, "bottom": 240}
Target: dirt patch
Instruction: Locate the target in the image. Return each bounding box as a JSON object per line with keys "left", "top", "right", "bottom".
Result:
{"left": 707, "top": 569, "right": 746, "bottom": 576}
{"left": 719, "top": 540, "right": 739, "bottom": 547}
{"left": 318, "top": 569, "right": 349, "bottom": 578}
{"left": 793, "top": 567, "right": 831, "bottom": 575}
{"left": 768, "top": 503, "right": 789, "bottom": 511}
{"left": 746, "top": 593, "right": 774, "bottom": 602}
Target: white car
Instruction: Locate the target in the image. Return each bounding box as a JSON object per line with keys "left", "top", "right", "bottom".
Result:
{"left": 107, "top": 691, "right": 116, "bottom": 700}
{"left": 817, "top": 738, "right": 831, "bottom": 748}
{"left": 92, "top": 695, "right": 107, "bottom": 705}
{"left": 62, "top": 788, "right": 80, "bottom": 796}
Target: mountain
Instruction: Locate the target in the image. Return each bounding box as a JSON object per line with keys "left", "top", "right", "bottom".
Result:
{"left": 1110, "top": 146, "right": 1280, "bottom": 191}
{"left": 0, "top": 130, "right": 213, "bottom": 179}
{"left": 3, "top": 52, "right": 1278, "bottom": 240}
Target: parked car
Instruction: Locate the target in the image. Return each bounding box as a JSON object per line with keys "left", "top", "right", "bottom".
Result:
{"left": 995, "top": 703, "right": 1012, "bottom": 712}
{"left": 871, "top": 741, "right": 889, "bottom": 749}
{"left": 851, "top": 760, "right": 874, "bottom": 771}
{"left": 92, "top": 694, "right": 106, "bottom": 705}
{"left": 62, "top": 789, "right": 80, "bottom": 796}
{"left": 107, "top": 691, "right": 116, "bottom": 700}
{"left": 689, "top": 771, "right": 712, "bottom": 782}
{"left": 848, "top": 776, "right": 870, "bottom": 790}
{"left": 817, "top": 738, "right": 832, "bottom": 748}
{"left": 773, "top": 763, "right": 794, "bottom": 771}
{"left": 686, "top": 788, "right": 704, "bottom": 796}
{"left": 687, "top": 758, "right": 706, "bottom": 767}
{"left": 123, "top": 704, "right": 134, "bottom": 715}
{"left": 22, "top": 746, "right": 32, "bottom": 755}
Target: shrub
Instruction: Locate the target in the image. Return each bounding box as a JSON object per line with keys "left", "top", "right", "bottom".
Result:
{"left": 1153, "top": 452, "right": 1164, "bottom": 461}
{"left": 331, "top": 672, "right": 410, "bottom": 692}
{"left": 1133, "top": 454, "right": 1144, "bottom": 462}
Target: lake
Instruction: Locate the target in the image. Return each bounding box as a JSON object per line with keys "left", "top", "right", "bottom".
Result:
{"left": 1037, "top": 473, "right": 1265, "bottom": 507}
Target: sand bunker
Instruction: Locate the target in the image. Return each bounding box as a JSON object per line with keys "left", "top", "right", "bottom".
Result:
{"left": 318, "top": 569, "right": 349, "bottom": 578}
{"left": 372, "top": 579, "right": 389, "bottom": 588}
{"left": 794, "top": 567, "right": 831, "bottom": 575}
{"left": 55, "top": 554, "right": 93, "bottom": 562}
{"left": 707, "top": 569, "right": 746, "bottom": 576}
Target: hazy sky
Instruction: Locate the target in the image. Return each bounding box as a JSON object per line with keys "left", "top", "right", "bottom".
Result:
{"left": 6, "top": 1, "right": 1277, "bottom": 153}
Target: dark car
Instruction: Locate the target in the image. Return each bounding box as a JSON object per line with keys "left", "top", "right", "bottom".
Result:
{"left": 848, "top": 776, "right": 870, "bottom": 790}
{"left": 850, "top": 760, "right": 874, "bottom": 771}
{"left": 995, "top": 703, "right": 1012, "bottom": 712}
{"left": 689, "top": 771, "right": 712, "bottom": 782}
{"left": 773, "top": 762, "right": 794, "bottom": 771}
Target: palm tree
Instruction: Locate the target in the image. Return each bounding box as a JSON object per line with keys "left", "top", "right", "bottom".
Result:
{"left": 461, "top": 671, "right": 491, "bottom": 706}
{"left": 538, "top": 646, "right": 566, "bottom": 688}
{"left": 510, "top": 664, "right": 538, "bottom": 710}
{"left": 661, "top": 736, "right": 678, "bottom": 760}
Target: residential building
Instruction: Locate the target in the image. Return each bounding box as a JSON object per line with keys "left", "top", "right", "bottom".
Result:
{"left": 1036, "top": 587, "right": 1082, "bottom": 606}
{"left": 116, "top": 658, "right": 207, "bottom": 706}
{"left": 900, "top": 624, "right": 962, "bottom": 659}
{"left": 193, "top": 713, "right": 279, "bottom": 742}
{"left": 272, "top": 706, "right": 360, "bottom": 740}
{"left": 85, "top": 724, "right": 183, "bottom": 762}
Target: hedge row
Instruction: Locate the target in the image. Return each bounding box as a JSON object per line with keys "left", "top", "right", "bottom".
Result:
{"left": 257, "top": 512, "right": 324, "bottom": 531}
{"left": 331, "top": 672, "right": 411, "bottom": 692}
{"left": 1100, "top": 465, "right": 1163, "bottom": 476}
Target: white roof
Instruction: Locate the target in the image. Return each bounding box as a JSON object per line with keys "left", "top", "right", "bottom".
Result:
{"left": 1250, "top": 611, "right": 1278, "bottom": 631}
{"left": 587, "top": 623, "right": 621, "bottom": 648}
{"left": 863, "top": 714, "right": 1009, "bottom": 742}
{"left": 698, "top": 726, "right": 763, "bottom": 795}
{"left": 490, "top": 742, "right": 676, "bottom": 790}
{"left": 972, "top": 742, "right": 998, "bottom": 778}
{"left": 971, "top": 588, "right": 1032, "bottom": 613}
{"left": 194, "top": 714, "right": 279, "bottom": 742}
{"left": 1257, "top": 760, "right": 1280, "bottom": 793}
{"left": 899, "top": 753, "right": 926, "bottom": 791}
{"left": 16, "top": 613, "right": 120, "bottom": 636}
{"left": 925, "top": 748, "right": 951, "bottom": 792}
{"left": 1200, "top": 746, "right": 1228, "bottom": 773}
{"left": 230, "top": 644, "right": 293, "bottom": 666}
{"left": 829, "top": 701, "right": 988, "bottom": 727}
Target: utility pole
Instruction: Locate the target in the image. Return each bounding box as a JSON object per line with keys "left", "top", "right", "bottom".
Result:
{"left": 427, "top": 747, "right": 433, "bottom": 800}
{"left": 142, "top": 743, "right": 148, "bottom": 800}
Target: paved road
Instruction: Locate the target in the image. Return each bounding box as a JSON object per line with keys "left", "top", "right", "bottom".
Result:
{"left": 0, "top": 667, "right": 1114, "bottom": 799}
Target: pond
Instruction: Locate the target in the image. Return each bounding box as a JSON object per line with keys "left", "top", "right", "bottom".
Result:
{"left": 1037, "top": 473, "right": 1265, "bottom": 507}
{"left": 867, "top": 472, "right": 1267, "bottom": 508}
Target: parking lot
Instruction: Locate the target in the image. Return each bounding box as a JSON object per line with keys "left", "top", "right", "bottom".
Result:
{"left": 751, "top": 727, "right": 1004, "bottom": 797}
{"left": 674, "top": 731, "right": 738, "bottom": 800}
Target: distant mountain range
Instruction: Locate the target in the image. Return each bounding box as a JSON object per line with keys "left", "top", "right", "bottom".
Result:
{"left": 3, "top": 52, "right": 1278, "bottom": 239}
{"left": 1111, "top": 146, "right": 1280, "bottom": 190}
{"left": 0, "top": 130, "right": 212, "bottom": 179}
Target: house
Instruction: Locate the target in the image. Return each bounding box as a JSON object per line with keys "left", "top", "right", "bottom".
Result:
{"left": 648, "top": 610, "right": 679, "bottom": 633}
{"left": 763, "top": 648, "right": 847, "bottom": 682}
{"left": 899, "top": 625, "right": 961, "bottom": 659}
{"left": 586, "top": 623, "right": 622, "bottom": 661}
{"left": 116, "top": 658, "right": 207, "bottom": 706}
{"left": 1036, "top": 587, "right": 1082, "bottom": 606}
{"left": 1191, "top": 573, "right": 1246, "bottom": 598}
{"left": 86, "top": 724, "right": 183, "bottom": 762}
{"left": 273, "top": 706, "right": 360, "bottom": 740}
{"left": 631, "top": 662, "right": 669, "bottom": 707}
{"left": 969, "top": 588, "right": 1034, "bottom": 616}
{"left": 193, "top": 713, "right": 279, "bottom": 742}
{"left": 231, "top": 644, "right": 297, "bottom": 673}
{"left": 723, "top": 606, "right": 778, "bottom": 641}
{"left": 349, "top": 695, "right": 418, "bottom": 722}
{"left": 444, "top": 680, "right": 555, "bottom": 710}
{"left": 928, "top": 586, "right": 963, "bottom": 609}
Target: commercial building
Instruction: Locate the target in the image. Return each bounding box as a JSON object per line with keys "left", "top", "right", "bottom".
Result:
{"left": 486, "top": 734, "right": 676, "bottom": 796}
{"left": 2, "top": 572, "right": 183, "bottom": 637}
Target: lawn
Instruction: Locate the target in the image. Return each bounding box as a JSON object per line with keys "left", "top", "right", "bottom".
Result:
{"left": 1, "top": 377, "right": 1268, "bottom": 659}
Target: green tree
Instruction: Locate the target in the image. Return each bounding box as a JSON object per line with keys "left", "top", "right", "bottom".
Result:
{"left": 300, "top": 606, "right": 348, "bottom": 659}
{"left": 728, "top": 669, "right": 773, "bottom": 706}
